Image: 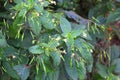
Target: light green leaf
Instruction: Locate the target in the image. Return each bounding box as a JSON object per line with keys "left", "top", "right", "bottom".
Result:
{"left": 34, "top": 4, "right": 43, "bottom": 13}
{"left": 18, "top": 8, "right": 27, "bottom": 17}
{"left": 40, "top": 1, "right": 50, "bottom": 7}
{"left": 14, "top": 65, "right": 30, "bottom": 80}
{"left": 65, "top": 37, "right": 74, "bottom": 50}
{"left": 3, "top": 62, "right": 19, "bottom": 79}
{"left": 51, "top": 51, "right": 61, "bottom": 66}
{"left": 48, "top": 40, "right": 59, "bottom": 49}
{"left": 71, "top": 30, "right": 82, "bottom": 38}
{"left": 29, "top": 45, "right": 44, "bottom": 54}
{"left": 60, "top": 16, "right": 71, "bottom": 34}
{"left": 81, "top": 31, "right": 92, "bottom": 40}
{"left": 28, "top": 16, "right": 41, "bottom": 35}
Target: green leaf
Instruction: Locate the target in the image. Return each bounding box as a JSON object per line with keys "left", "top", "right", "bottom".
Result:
{"left": 81, "top": 31, "right": 92, "bottom": 40}
{"left": 48, "top": 40, "right": 59, "bottom": 49}
{"left": 77, "top": 61, "right": 86, "bottom": 80}
{"left": 18, "top": 8, "right": 27, "bottom": 17}
{"left": 71, "top": 23, "right": 86, "bottom": 30}
{"left": 40, "top": 12, "right": 55, "bottom": 29}
{"left": 14, "top": 0, "right": 23, "bottom": 3}
{"left": 96, "top": 62, "right": 109, "bottom": 78}
{"left": 111, "top": 58, "right": 120, "bottom": 74}
{"left": 107, "top": 9, "right": 120, "bottom": 23}
{"left": 34, "top": 4, "right": 44, "bottom": 13}
{"left": 29, "top": 45, "right": 44, "bottom": 54}
{"left": 35, "top": 69, "right": 45, "bottom": 80}
{"left": 47, "top": 68, "right": 59, "bottom": 80}
{"left": 12, "top": 2, "right": 24, "bottom": 10}
{"left": 3, "top": 46, "right": 17, "bottom": 56}
{"left": 109, "top": 45, "right": 120, "bottom": 61}
{"left": 60, "top": 16, "right": 71, "bottom": 34}
{"left": 51, "top": 51, "right": 61, "bottom": 66}
{"left": 0, "top": 31, "right": 7, "bottom": 47}
{"left": 75, "top": 39, "right": 93, "bottom": 62}
{"left": 65, "top": 59, "right": 78, "bottom": 80}
{"left": 14, "top": 65, "right": 30, "bottom": 80}
{"left": 3, "top": 62, "right": 19, "bottom": 79}
{"left": 71, "top": 30, "right": 82, "bottom": 38}
{"left": 65, "top": 37, "right": 74, "bottom": 50}
{"left": 41, "top": 1, "right": 50, "bottom": 7}
{"left": 28, "top": 16, "right": 41, "bottom": 35}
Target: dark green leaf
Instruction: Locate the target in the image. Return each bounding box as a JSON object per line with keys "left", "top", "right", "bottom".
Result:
{"left": 111, "top": 58, "right": 120, "bottom": 74}
{"left": 107, "top": 9, "right": 120, "bottom": 23}
{"left": 47, "top": 68, "right": 59, "bottom": 80}
{"left": 14, "top": 65, "right": 30, "bottom": 80}
{"left": 65, "top": 59, "right": 78, "bottom": 80}
{"left": 96, "top": 62, "right": 109, "bottom": 78}
{"left": 109, "top": 45, "right": 120, "bottom": 61}
{"left": 3, "top": 62, "right": 19, "bottom": 79}
{"left": 0, "top": 31, "right": 7, "bottom": 47}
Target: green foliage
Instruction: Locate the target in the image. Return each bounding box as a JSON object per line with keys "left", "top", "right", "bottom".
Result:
{"left": 0, "top": 0, "right": 120, "bottom": 80}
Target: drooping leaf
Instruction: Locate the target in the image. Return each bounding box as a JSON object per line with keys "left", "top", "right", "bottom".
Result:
{"left": 65, "top": 59, "right": 78, "bottom": 80}
{"left": 14, "top": 65, "right": 30, "bottom": 80}
{"left": 77, "top": 61, "right": 86, "bottom": 80}
{"left": 51, "top": 51, "right": 61, "bottom": 66}
{"left": 75, "top": 38, "right": 93, "bottom": 62}
{"left": 60, "top": 16, "right": 71, "bottom": 34}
